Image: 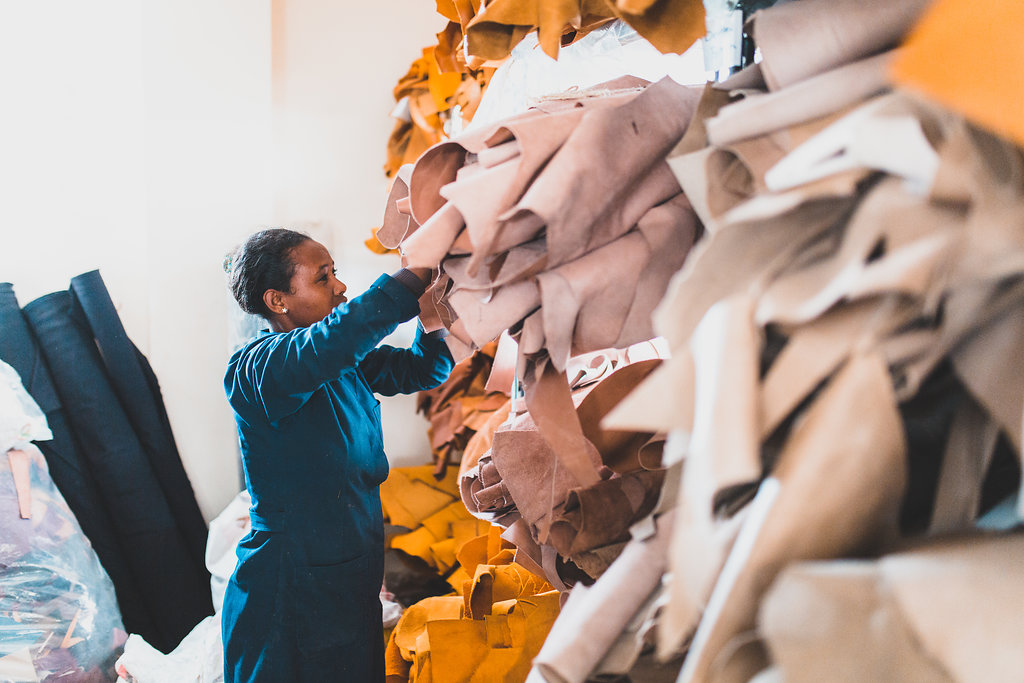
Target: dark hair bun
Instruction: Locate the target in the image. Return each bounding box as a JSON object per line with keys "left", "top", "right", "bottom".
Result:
{"left": 227, "top": 228, "right": 310, "bottom": 318}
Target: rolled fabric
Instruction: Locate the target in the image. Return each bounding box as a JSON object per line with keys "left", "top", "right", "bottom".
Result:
{"left": 71, "top": 270, "right": 209, "bottom": 577}
{"left": 23, "top": 291, "right": 214, "bottom": 652}
{"left": 0, "top": 283, "right": 157, "bottom": 642}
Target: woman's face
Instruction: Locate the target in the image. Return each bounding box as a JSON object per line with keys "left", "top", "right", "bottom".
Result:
{"left": 272, "top": 240, "right": 348, "bottom": 330}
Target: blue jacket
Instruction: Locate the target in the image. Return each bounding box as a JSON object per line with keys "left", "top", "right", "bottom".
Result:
{"left": 222, "top": 273, "right": 454, "bottom": 682}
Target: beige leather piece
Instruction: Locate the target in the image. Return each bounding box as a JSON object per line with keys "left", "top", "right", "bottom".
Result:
{"left": 658, "top": 485, "right": 749, "bottom": 658}
{"left": 602, "top": 346, "right": 695, "bottom": 435}
{"left": 928, "top": 397, "right": 1000, "bottom": 535}
{"left": 530, "top": 512, "right": 674, "bottom": 683}
{"left": 444, "top": 239, "right": 548, "bottom": 292}
{"left": 440, "top": 156, "right": 527, "bottom": 261}
{"left": 678, "top": 353, "right": 907, "bottom": 682}
{"left": 653, "top": 195, "right": 854, "bottom": 352}
{"left": 378, "top": 164, "right": 417, "bottom": 249}
{"left": 448, "top": 278, "right": 541, "bottom": 347}
{"left": 537, "top": 231, "right": 648, "bottom": 372}
{"left": 509, "top": 78, "right": 700, "bottom": 265}
{"left": 401, "top": 201, "right": 467, "bottom": 269}
{"left": 651, "top": 297, "right": 763, "bottom": 658}
{"left": 764, "top": 535, "right": 1024, "bottom": 683}
{"left": 547, "top": 162, "right": 683, "bottom": 269}
{"left": 762, "top": 95, "right": 944, "bottom": 193}
{"left": 951, "top": 304, "right": 1024, "bottom": 454}
{"left": 760, "top": 561, "right": 955, "bottom": 683}
{"left": 531, "top": 195, "right": 697, "bottom": 371}
{"left": 891, "top": 279, "right": 1024, "bottom": 402}
{"left": 755, "top": 176, "right": 964, "bottom": 326}
{"left": 706, "top": 51, "right": 896, "bottom": 147}
{"left": 687, "top": 295, "right": 763, "bottom": 506}
{"left": 881, "top": 535, "right": 1024, "bottom": 682}
{"left": 707, "top": 637, "right": 770, "bottom": 683}
{"left": 759, "top": 297, "right": 917, "bottom": 440}
{"left": 749, "top": 0, "right": 930, "bottom": 92}
{"left": 483, "top": 331, "right": 518, "bottom": 396}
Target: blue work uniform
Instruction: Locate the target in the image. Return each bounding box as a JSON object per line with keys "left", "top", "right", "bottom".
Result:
{"left": 222, "top": 273, "right": 454, "bottom": 682}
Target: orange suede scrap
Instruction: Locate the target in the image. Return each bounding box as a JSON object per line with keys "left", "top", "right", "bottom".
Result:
{"left": 891, "top": 0, "right": 1024, "bottom": 148}
{"left": 380, "top": 468, "right": 457, "bottom": 530}
{"left": 610, "top": 0, "right": 704, "bottom": 55}
{"left": 386, "top": 627, "right": 412, "bottom": 682}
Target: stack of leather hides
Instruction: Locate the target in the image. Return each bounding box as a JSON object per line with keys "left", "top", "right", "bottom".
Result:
{"left": 415, "top": 340, "right": 511, "bottom": 476}
{"left": 386, "top": 524, "right": 559, "bottom": 683}
{"left": 381, "top": 0, "right": 1024, "bottom": 680}
{"left": 459, "top": 0, "right": 705, "bottom": 61}
{"left": 381, "top": 464, "right": 492, "bottom": 598}
{"left": 0, "top": 272, "right": 213, "bottom": 654}
{"left": 572, "top": 0, "right": 1024, "bottom": 680}
{"left": 378, "top": 77, "right": 702, "bottom": 544}
{"left": 380, "top": 45, "right": 500, "bottom": 186}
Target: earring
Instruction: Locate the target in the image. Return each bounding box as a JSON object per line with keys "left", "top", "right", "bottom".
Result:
{"left": 282, "top": 308, "right": 288, "bottom": 314}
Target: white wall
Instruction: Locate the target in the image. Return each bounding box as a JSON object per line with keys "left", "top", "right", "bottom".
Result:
{"left": 270, "top": 0, "right": 446, "bottom": 469}
{"left": 0, "top": 0, "right": 443, "bottom": 521}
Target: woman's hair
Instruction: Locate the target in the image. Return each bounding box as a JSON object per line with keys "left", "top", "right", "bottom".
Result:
{"left": 225, "top": 228, "right": 311, "bottom": 318}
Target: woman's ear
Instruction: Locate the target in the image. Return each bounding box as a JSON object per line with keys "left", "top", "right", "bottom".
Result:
{"left": 263, "top": 289, "right": 288, "bottom": 316}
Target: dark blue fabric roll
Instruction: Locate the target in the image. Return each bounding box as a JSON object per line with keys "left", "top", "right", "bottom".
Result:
{"left": 0, "top": 282, "right": 157, "bottom": 640}
{"left": 23, "top": 289, "right": 213, "bottom": 652}
{"left": 70, "top": 270, "right": 209, "bottom": 571}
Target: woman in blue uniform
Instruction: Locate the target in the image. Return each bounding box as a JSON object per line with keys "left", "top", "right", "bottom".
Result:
{"left": 221, "top": 228, "right": 454, "bottom": 682}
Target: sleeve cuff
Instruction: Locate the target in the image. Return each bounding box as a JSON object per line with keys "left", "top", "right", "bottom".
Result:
{"left": 390, "top": 268, "right": 429, "bottom": 297}
{"left": 419, "top": 321, "right": 449, "bottom": 340}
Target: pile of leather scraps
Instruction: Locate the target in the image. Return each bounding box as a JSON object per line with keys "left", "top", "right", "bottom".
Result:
{"left": 373, "top": 1, "right": 501, "bottom": 253}
{"left": 378, "top": 77, "right": 703, "bottom": 602}
{"left": 386, "top": 74, "right": 701, "bottom": 369}
{"left": 463, "top": 0, "right": 705, "bottom": 61}
{"left": 376, "top": 0, "right": 710, "bottom": 252}
{"left": 459, "top": 343, "right": 671, "bottom": 593}
{"left": 545, "top": 0, "right": 1024, "bottom": 680}
{"left": 415, "top": 340, "right": 512, "bottom": 476}
{"left": 381, "top": 465, "right": 491, "bottom": 598}
{"left": 381, "top": 48, "right": 469, "bottom": 184}
{"left": 379, "top": 74, "right": 702, "bottom": 422}
{"left": 386, "top": 525, "right": 559, "bottom": 683}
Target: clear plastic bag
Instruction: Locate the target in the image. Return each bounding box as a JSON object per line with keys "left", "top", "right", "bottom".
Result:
{"left": 1, "top": 445, "right": 125, "bottom": 682}
{"left": 0, "top": 361, "right": 52, "bottom": 454}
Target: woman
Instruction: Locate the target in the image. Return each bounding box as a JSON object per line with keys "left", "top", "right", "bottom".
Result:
{"left": 221, "top": 228, "right": 454, "bottom": 682}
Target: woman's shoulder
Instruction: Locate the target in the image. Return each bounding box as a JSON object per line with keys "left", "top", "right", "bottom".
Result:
{"left": 227, "top": 330, "right": 283, "bottom": 371}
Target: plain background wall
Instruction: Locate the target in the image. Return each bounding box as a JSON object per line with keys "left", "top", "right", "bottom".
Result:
{"left": 0, "top": 0, "right": 445, "bottom": 521}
